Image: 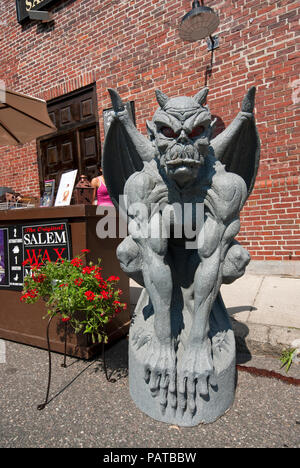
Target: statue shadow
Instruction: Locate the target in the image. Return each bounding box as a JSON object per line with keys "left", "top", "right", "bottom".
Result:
{"left": 49, "top": 320, "right": 128, "bottom": 393}
{"left": 92, "top": 337, "right": 129, "bottom": 381}
{"left": 228, "top": 307, "right": 256, "bottom": 365}
{"left": 55, "top": 319, "right": 96, "bottom": 359}
{"left": 41, "top": 336, "right": 128, "bottom": 409}
{"left": 130, "top": 286, "right": 143, "bottom": 316}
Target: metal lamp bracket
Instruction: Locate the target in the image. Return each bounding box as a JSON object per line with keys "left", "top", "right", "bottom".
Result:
{"left": 28, "top": 10, "right": 53, "bottom": 23}
{"left": 207, "top": 35, "right": 219, "bottom": 51}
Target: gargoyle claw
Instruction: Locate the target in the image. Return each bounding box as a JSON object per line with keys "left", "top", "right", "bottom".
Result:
{"left": 143, "top": 339, "right": 176, "bottom": 413}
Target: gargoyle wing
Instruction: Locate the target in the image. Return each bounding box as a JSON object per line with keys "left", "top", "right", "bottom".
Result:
{"left": 211, "top": 87, "right": 260, "bottom": 199}
{"left": 102, "top": 89, "right": 154, "bottom": 210}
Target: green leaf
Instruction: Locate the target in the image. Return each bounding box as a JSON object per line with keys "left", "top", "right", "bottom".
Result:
{"left": 279, "top": 348, "right": 296, "bottom": 373}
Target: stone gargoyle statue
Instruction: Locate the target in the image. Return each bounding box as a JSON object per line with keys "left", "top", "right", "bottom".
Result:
{"left": 102, "top": 86, "right": 260, "bottom": 426}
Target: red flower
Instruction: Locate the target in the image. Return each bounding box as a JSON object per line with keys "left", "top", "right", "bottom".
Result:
{"left": 82, "top": 266, "right": 95, "bottom": 274}
{"left": 33, "top": 273, "right": 46, "bottom": 283}
{"left": 71, "top": 258, "right": 83, "bottom": 267}
{"left": 85, "top": 291, "right": 96, "bottom": 301}
{"left": 94, "top": 273, "right": 103, "bottom": 281}
{"left": 107, "top": 276, "right": 120, "bottom": 282}
{"left": 62, "top": 317, "right": 71, "bottom": 322}
{"left": 20, "top": 293, "right": 30, "bottom": 302}
{"left": 81, "top": 249, "right": 90, "bottom": 254}
{"left": 22, "top": 289, "right": 39, "bottom": 299}
{"left": 59, "top": 283, "right": 68, "bottom": 288}
{"left": 100, "top": 290, "right": 109, "bottom": 300}
{"left": 113, "top": 301, "right": 127, "bottom": 311}
{"left": 74, "top": 278, "right": 83, "bottom": 286}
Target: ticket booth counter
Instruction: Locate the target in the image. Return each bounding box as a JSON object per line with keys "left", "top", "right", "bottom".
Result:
{"left": 0, "top": 205, "right": 130, "bottom": 358}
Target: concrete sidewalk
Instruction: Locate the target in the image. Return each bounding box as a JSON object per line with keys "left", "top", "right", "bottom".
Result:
{"left": 130, "top": 273, "right": 300, "bottom": 356}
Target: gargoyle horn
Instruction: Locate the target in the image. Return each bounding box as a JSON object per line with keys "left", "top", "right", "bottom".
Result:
{"left": 155, "top": 89, "right": 169, "bottom": 108}
{"left": 194, "top": 87, "right": 209, "bottom": 105}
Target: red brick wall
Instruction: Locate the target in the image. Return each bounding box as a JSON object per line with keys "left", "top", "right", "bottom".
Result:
{"left": 239, "top": 176, "right": 300, "bottom": 261}
{"left": 0, "top": 0, "right": 299, "bottom": 260}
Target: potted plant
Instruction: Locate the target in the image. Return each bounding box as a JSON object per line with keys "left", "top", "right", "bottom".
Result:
{"left": 20, "top": 249, "right": 127, "bottom": 345}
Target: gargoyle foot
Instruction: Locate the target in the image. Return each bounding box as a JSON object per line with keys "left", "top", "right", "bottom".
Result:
{"left": 144, "top": 338, "right": 177, "bottom": 414}
{"left": 178, "top": 339, "right": 216, "bottom": 417}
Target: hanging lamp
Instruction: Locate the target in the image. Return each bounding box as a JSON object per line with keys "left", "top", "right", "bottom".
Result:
{"left": 179, "top": 0, "right": 219, "bottom": 42}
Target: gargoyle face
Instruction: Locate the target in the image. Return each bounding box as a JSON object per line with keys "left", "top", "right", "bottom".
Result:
{"left": 147, "top": 88, "right": 212, "bottom": 187}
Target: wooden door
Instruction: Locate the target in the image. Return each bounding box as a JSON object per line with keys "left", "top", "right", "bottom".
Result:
{"left": 37, "top": 84, "right": 100, "bottom": 195}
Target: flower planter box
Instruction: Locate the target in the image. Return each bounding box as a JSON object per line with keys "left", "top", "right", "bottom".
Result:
{"left": 0, "top": 205, "right": 130, "bottom": 358}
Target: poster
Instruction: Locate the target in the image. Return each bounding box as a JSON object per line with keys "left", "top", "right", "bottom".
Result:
{"left": 0, "top": 221, "right": 71, "bottom": 291}
{"left": 55, "top": 170, "right": 78, "bottom": 207}
{"left": 40, "top": 179, "right": 55, "bottom": 207}
{"left": 22, "top": 222, "right": 71, "bottom": 279}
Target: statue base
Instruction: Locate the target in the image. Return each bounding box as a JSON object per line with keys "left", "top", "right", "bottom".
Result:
{"left": 129, "top": 289, "right": 237, "bottom": 426}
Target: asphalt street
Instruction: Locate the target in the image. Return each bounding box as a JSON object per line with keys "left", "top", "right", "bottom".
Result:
{"left": 0, "top": 337, "right": 299, "bottom": 449}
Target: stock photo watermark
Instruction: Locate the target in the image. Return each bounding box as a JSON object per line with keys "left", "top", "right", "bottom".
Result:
{"left": 96, "top": 196, "right": 205, "bottom": 249}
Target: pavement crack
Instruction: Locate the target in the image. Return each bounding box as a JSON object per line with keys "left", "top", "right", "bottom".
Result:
{"left": 250, "top": 275, "right": 265, "bottom": 312}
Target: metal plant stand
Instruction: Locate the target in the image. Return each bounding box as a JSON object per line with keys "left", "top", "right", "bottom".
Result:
{"left": 61, "top": 320, "right": 67, "bottom": 369}
{"left": 37, "top": 317, "right": 112, "bottom": 411}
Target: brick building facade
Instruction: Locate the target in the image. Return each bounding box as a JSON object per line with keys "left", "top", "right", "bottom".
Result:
{"left": 0, "top": 0, "right": 299, "bottom": 268}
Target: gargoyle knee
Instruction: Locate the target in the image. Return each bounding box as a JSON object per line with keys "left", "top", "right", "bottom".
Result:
{"left": 222, "top": 241, "right": 250, "bottom": 284}
{"left": 117, "top": 235, "right": 142, "bottom": 274}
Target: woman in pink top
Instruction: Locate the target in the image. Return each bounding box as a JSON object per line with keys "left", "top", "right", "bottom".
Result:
{"left": 91, "top": 164, "right": 114, "bottom": 206}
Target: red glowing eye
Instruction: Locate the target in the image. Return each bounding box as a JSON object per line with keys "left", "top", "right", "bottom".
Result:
{"left": 189, "top": 125, "right": 205, "bottom": 138}
{"left": 161, "top": 126, "right": 178, "bottom": 138}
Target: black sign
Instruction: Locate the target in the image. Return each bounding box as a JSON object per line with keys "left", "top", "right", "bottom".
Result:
{"left": 8, "top": 225, "right": 23, "bottom": 288}
{"left": 0, "top": 221, "right": 71, "bottom": 291}
{"left": 16, "top": 0, "right": 60, "bottom": 24}
{"left": 0, "top": 228, "right": 9, "bottom": 288}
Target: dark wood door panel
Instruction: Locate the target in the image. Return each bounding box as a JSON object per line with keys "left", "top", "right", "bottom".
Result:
{"left": 39, "top": 132, "right": 78, "bottom": 191}
{"left": 79, "top": 126, "right": 100, "bottom": 180}
{"left": 47, "top": 85, "right": 97, "bottom": 132}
